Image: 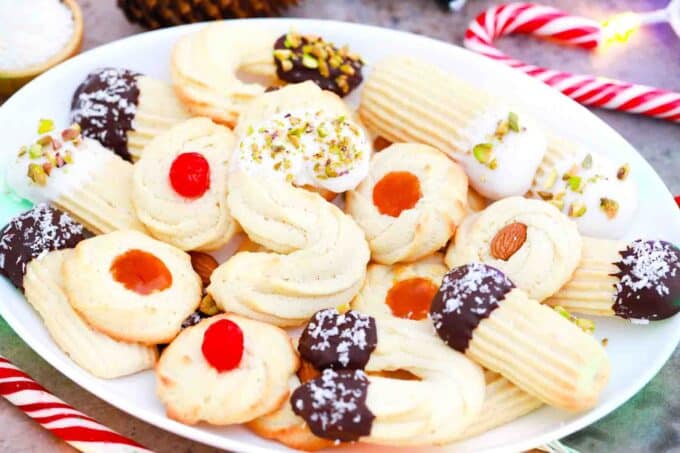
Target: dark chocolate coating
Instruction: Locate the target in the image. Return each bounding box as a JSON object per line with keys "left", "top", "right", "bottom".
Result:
{"left": 70, "top": 68, "right": 141, "bottom": 161}
{"left": 430, "top": 263, "right": 515, "bottom": 353}
{"left": 612, "top": 239, "right": 680, "bottom": 321}
{"left": 298, "top": 309, "right": 377, "bottom": 371}
{"left": 291, "top": 368, "right": 374, "bottom": 442}
{"left": 0, "top": 204, "right": 91, "bottom": 290}
{"left": 274, "top": 35, "right": 363, "bottom": 97}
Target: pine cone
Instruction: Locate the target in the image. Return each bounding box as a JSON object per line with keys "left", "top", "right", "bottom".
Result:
{"left": 117, "top": 0, "right": 298, "bottom": 29}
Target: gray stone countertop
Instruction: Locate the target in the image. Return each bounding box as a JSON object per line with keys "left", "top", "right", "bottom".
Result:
{"left": 0, "top": 1, "right": 678, "bottom": 452}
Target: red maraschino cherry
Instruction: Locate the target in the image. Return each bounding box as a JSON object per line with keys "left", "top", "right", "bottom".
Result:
{"left": 201, "top": 319, "right": 244, "bottom": 372}
{"left": 169, "top": 152, "right": 210, "bottom": 198}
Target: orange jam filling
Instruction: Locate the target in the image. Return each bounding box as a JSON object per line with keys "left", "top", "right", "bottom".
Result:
{"left": 372, "top": 171, "right": 422, "bottom": 217}
{"left": 385, "top": 277, "right": 438, "bottom": 320}
{"left": 110, "top": 249, "right": 172, "bottom": 295}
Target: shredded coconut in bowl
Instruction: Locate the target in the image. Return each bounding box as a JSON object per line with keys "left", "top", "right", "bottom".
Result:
{"left": 0, "top": 0, "right": 75, "bottom": 71}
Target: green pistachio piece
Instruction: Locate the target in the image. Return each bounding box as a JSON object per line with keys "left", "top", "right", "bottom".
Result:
{"left": 28, "top": 143, "right": 43, "bottom": 159}
{"left": 508, "top": 112, "right": 520, "bottom": 132}
{"left": 302, "top": 54, "right": 319, "bottom": 69}
{"left": 473, "top": 143, "right": 493, "bottom": 164}
{"left": 37, "top": 118, "right": 54, "bottom": 134}
{"left": 549, "top": 198, "right": 565, "bottom": 211}
{"left": 599, "top": 197, "right": 619, "bottom": 219}
{"left": 568, "top": 201, "right": 587, "bottom": 218}
{"left": 543, "top": 168, "right": 558, "bottom": 190}
{"left": 198, "top": 294, "right": 220, "bottom": 316}
{"left": 27, "top": 163, "right": 47, "bottom": 186}
{"left": 581, "top": 153, "right": 593, "bottom": 169}
{"left": 567, "top": 175, "right": 583, "bottom": 192}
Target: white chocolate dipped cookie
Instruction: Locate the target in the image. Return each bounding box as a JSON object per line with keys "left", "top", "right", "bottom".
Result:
{"left": 208, "top": 171, "right": 370, "bottom": 327}
{"left": 346, "top": 143, "right": 468, "bottom": 264}
{"left": 63, "top": 230, "right": 202, "bottom": 344}
{"left": 359, "top": 55, "right": 547, "bottom": 200}
{"left": 446, "top": 196, "right": 581, "bottom": 301}
{"left": 233, "top": 81, "right": 371, "bottom": 196}
{"left": 531, "top": 140, "right": 638, "bottom": 238}
{"left": 24, "top": 250, "right": 157, "bottom": 379}
{"left": 156, "top": 314, "right": 298, "bottom": 425}
{"left": 133, "top": 118, "right": 239, "bottom": 251}
{"left": 4, "top": 121, "right": 146, "bottom": 234}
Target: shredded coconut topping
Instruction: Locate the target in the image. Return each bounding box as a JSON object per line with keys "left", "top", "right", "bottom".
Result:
{"left": 616, "top": 240, "right": 678, "bottom": 297}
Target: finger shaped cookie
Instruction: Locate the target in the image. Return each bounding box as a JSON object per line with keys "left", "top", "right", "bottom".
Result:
{"left": 531, "top": 136, "right": 638, "bottom": 238}
{"left": 446, "top": 197, "right": 581, "bottom": 301}
{"left": 431, "top": 263, "right": 610, "bottom": 412}
{"left": 4, "top": 121, "right": 146, "bottom": 234}
{"left": 156, "top": 314, "right": 298, "bottom": 425}
{"left": 359, "top": 56, "right": 547, "bottom": 200}
{"left": 547, "top": 238, "right": 680, "bottom": 321}
{"left": 208, "top": 171, "right": 370, "bottom": 327}
{"left": 63, "top": 230, "right": 202, "bottom": 344}
{"left": 290, "top": 309, "right": 485, "bottom": 446}
{"left": 24, "top": 250, "right": 157, "bottom": 378}
{"left": 71, "top": 68, "right": 191, "bottom": 162}
{"left": 346, "top": 143, "right": 468, "bottom": 264}
{"left": 171, "top": 23, "right": 279, "bottom": 126}
{"left": 133, "top": 118, "right": 239, "bottom": 251}
{"left": 233, "top": 81, "right": 371, "bottom": 196}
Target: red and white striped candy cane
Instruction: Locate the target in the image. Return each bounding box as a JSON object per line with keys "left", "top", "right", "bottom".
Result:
{"left": 464, "top": 2, "right": 680, "bottom": 122}
{"left": 0, "top": 355, "right": 154, "bottom": 453}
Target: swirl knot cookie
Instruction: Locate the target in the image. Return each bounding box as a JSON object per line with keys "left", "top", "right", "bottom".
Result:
{"left": 346, "top": 143, "right": 468, "bottom": 264}
{"left": 208, "top": 171, "right": 370, "bottom": 326}
{"left": 359, "top": 55, "right": 547, "bottom": 200}
{"left": 547, "top": 238, "right": 680, "bottom": 322}
{"left": 4, "top": 121, "right": 146, "bottom": 234}
{"left": 431, "top": 263, "right": 610, "bottom": 411}
{"left": 63, "top": 230, "right": 202, "bottom": 344}
{"left": 446, "top": 196, "right": 582, "bottom": 301}
{"left": 156, "top": 314, "right": 298, "bottom": 425}
{"left": 133, "top": 118, "right": 239, "bottom": 251}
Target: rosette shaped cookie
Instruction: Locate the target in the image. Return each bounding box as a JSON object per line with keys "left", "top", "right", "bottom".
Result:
{"left": 446, "top": 197, "right": 581, "bottom": 301}
{"left": 156, "top": 315, "right": 298, "bottom": 425}
{"left": 208, "top": 171, "right": 370, "bottom": 326}
{"left": 547, "top": 238, "right": 680, "bottom": 321}
{"left": 431, "top": 264, "right": 610, "bottom": 412}
{"left": 63, "top": 230, "right": 202, "bottom": 344}
{"left": 359, "top": 56, "right": 547, "bottom": 200}
{"left": 24, "top": 250, "right": 157, "bottom": 378}
{"left": 289, "top": 309, "right": 485, "bottom": 446}
{"left": 171, "top": 23, "right": 279, "bottom": 126}
{"left": 133, "top": 118, "right": 239, "bottom": 251}
{"left": 346, "top": 143, "right": 468, "bottom": 264}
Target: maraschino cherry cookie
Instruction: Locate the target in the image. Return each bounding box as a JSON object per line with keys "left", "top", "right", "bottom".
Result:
{"left": 546, "top": 238, "right": 680, "bottom": 322}
{"left": 24, "top": 250, "right": 157, "bottom": 379}
{"left": 446, "top": 197, "right": 582, "bottom": 301}
{"left": 431, "top": 263, "right": 610, "bottom": 412}
{"left": 156, "top": 314, "right": 298, "bottom": 425}
{"left": 0, "top": 204, "right": 91, "bottom": 290}
{"left": 63, "top": 230, "right": 202, "bottom": 344}
{"left": 289, "top": 309, "right": 485, "bottom": 446}
{"left": 233, "top": 81, "right": 371, "bottom": 198}
{"left": 359, "top": 56, "right": 547, "bottom": 200}
{"left": 4, "top": 120, "right": 146, "bottom": 234}
{"left": 132, "top": 118, "right": 239, "bottom": 251}
{"left": 71, "top": 68, "right": 191, "bottom": 162}
{"left": 346, "top": 143, "right": 468, "bottom": 264}
{"left": 208, "top": 171, "right": 370, "bottom": 327}
{"left": 530, "top": 136, "right": 638, "bottom": 238}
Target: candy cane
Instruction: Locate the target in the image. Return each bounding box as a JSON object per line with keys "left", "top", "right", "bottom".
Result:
{"left": 0, "top": 355, "right": 154, "bottom": 453}
{"left": 464, "top": 2, "right": 680, "bottom": 122}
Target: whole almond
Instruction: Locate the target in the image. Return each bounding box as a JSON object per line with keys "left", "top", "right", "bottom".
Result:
{"left": 490, "top": 222, "right": 527, "bottom": 261}
{"left": 189, "top": 251, "right": 218, "bottom": 286}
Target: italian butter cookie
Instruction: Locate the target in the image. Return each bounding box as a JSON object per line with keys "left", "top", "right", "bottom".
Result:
{"left": 431, "top": 264, "right": 610, "bottom": 412}
{"left": 133, "top": 118, "right": 239, "bottom": 251}
{"left": 346, "top": 143, "right": 468, "bottom": 264}
{"left": 531, "top": 137, "right": 638, "bottom": 238}
{"left": 446, "top": 196, "right": 581, "bottom": 301}
{"left": 156, "top": 314, "right": 298, "bottom": 425}
{"left": 208, "top": 171, "right": 370, "bottom": 326}
{"left": 290, "top": 309, "right": 485, "bottom": 446}
{"left": 546, "top": 238, "right": 680, "bottom": 322}
{"left": 233, "top": 81, "right": 371, "bottom": 197}
{"left": 63, "top": 230, "right": 202, "bottom": 344}
{"left": 4, "top": 122, "right": 146, "bottom": 234}
{"left": 71, "top": 68, "right": 191, "bottom": 162}
{"left": 359, "top": 55, "right": 547, "bottom": 200}
{"left": 24, "top": 250, "right": 157, "bottom": 378}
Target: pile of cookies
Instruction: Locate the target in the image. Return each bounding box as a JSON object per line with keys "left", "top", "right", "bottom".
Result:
{"left": 1, "top": 24, "right": 679, "bottom": 450}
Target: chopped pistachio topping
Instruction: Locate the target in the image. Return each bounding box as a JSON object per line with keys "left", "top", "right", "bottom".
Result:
{"left": 508, "top": 112, "right": 520, "bottom": 132}
{"left": 537, "top": 191, "right": 553, "bottom": 200}
{"left": 543, "top": 168, "right": 558, "bottom": 189}
{"left": 617, "top": 163, "right": 630, "bottom": 180}
{"left": 472, "top": 143, "right": 493, "bottom": 164}
{"left": 27, "top": 163, "right": 47, "bottom": 186}
{"left": 37, "top": 118, "right": 54, "bottom": 134}
{"left": 581, "top": 153, "right": 593, "bottom": 169}
{"left": 599, "top": 197, "right": 619, "bottom": 219}
{"left": 28, "top": 144, "right": 43, "bottom": 159}
{"left": 567, "top": 175, "right": 583, "bottom": 192}
{"left": 549, "top": 199, "right": 565, "bottom": 210}
{"left": 302, "top": 54, "right": 318, "bottom": 69}
{"left": 553, "top": 305, "right": 595, "bottom": 334}
{"left": 568, "top": 201, "right": 587, "bottom": 217}
{"left": 198, "top": 294, "right": 219, "bottom": 316}
{"left": 19, "top": 119, "right": 83, "bottom": 185}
